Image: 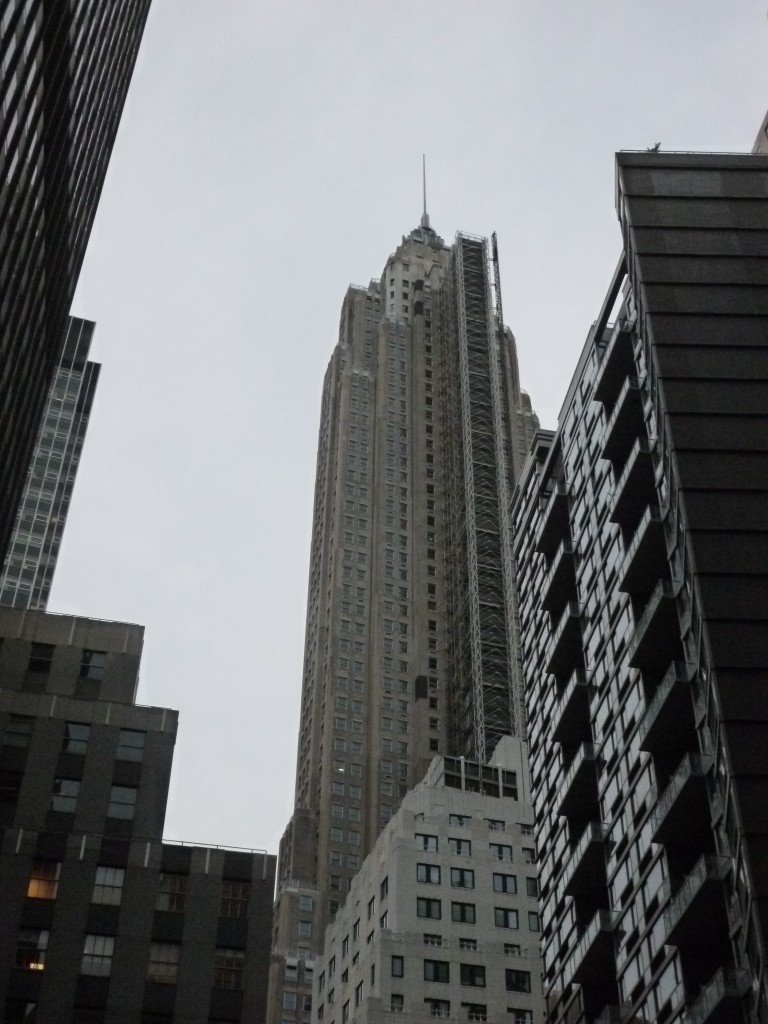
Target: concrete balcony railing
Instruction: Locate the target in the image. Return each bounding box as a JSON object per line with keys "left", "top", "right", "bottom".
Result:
{"left": 636, "top": 660, "right": 697, "bottom": 756}
{"left": 685, "top": 967, "right": 750, "bottom": 1024}
{"left": 651, "top": 752, "right": 713, "bottom": 846}
{"left": 535, "top": 482, "right": 570, "bottom": 558}
{"left": 664, "top": 854, "right": 730, "bottom": 947}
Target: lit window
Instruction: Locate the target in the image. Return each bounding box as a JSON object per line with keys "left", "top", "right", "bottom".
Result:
{"left": 15, "top": 930, "right": 48, "bottom": 970}
{"left": 26, "top": 861, "right": 61, "bottom": 900}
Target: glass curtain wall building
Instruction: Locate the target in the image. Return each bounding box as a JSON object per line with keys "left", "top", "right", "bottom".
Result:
{"left": 0, "top": 317, "right": 99, "bottom": 610}
{"left": 513, "top": 150, "right": 768, "bottom": 1024}
{"left": 0, "top": 0, "right": 151, "bottom": 561}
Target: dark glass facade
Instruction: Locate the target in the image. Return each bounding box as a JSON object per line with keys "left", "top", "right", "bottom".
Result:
{"left": 0, "top": 317, "right": 99, "bottom": 609}
{"left": 0, "top": 0, "right": 150, "bottom": 561}
{"left": 513, "top": 151, "right": 768, "bottom": 1024}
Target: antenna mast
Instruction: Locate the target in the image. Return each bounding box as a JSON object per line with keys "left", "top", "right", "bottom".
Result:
{"left": 491, "top": 231, "right": 504, "bottom": 340}
{"left": 421, "top": 154, "right": 430, "bottom": 229}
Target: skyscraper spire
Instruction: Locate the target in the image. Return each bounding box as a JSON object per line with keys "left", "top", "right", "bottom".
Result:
{"left": 421, "top": 153, "right": 430, "bottom": 229}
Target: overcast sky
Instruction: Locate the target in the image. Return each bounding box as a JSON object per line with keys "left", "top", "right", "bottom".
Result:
{"left": 60, "top": 0, "right": 767, "bottom": 855}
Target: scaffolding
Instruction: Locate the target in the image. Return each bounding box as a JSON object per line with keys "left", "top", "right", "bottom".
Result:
{"left": 443, "top": 234, "right": 522, "bottom": 762}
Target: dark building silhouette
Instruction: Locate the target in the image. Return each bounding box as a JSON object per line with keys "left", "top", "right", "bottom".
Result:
{"left": 513, "top": 151, "right": 768, "bottom": 1024}
{"left": 0, "top": 317, "right": 99, "bottom": 610}
{"left": 0, "top": 607, "right": 275, "bottom": 1023}
{"left": 0, "top": 1, "right": 151, "bottom": 562}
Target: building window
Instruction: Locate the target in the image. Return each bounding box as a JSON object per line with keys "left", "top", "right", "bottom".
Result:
{"left": 459, "top": 938, "right": 478, "bottom": 950}
{"left": 528, "top": 911, "right": 541, "bottom": 932}
{"left": 116, "top": 729, "right": 145, "bottom": 762}
{"left": 81, "top": 935, "right": 114, "bottom": 976}
{"left": 15, "top": 930, "right": 48, "bottom": 970}
{"left": 495, "top": 908, "right": 519, "bottom": 929}
{"left": 463, "top": 1004, "right": 488, "bottom": 1021}
{"left": 28, "top": 644, "right": 54, "bottom": 673}
{"left": 416, "top": 833, "right": 438, "bottom": 851}
{"left": 522, "top": 847, "right": 536, "bottom": 864}
{"left": 299, "top": 893, "right": 313, "bottom": 913}
{"left": 417, "top": 863, "right": 441, "bottom": 884}
{"left": 448, "top": 838, "right": 471, "bottom": 856}
{"left": 213, "top": 947, "right": 245, "bottom": 990}
{"left": 504, "top": 943, "right": 522, "bottom": 957}
{"left": 93, "top": 866, "right": 125, "bottom": 905}
{"left": 526, "top": 877, "right": 539, "bottom": 897}
{"left": 380, "top": 876, "right": 389, "bottom": 899}
{"left": 391, "top": 995, "right": 404, "bottom": 1012}
{"left": 220, "top": 879, "right": 250, "bottom": 918}
{"left": 298, "top": 921, "right": 312, "bottom": 938}
{"left": 107, "top": 785, "right": 137, "bottom": 820}
{"left": 79, "top": 650, "right": 107, "bottom": 680}
{"left": 283, "top": 992, "right": 297, "bottom": 1010}
{"left": 451, "top": 868, "right": 474, "bottom": 889}
{"left": 51, "top": 778, "right": 79, "bottom": 813}
{"left": 147, "top": 942, "right": 180, "bottom": 984}
{"left": 490, "top": 844, "right": 513, "bottom": 862}
{"left": 3, "top": 715, "right": 33, "bottom": 748}
{"left": 508, "top": 1011, "right": 533, "bottom": 1024}
{"left": 460, "top": 964, "right": 486, "bottom": 988}
{"left": 62, "top": 723, "right": 90, "bottom": 755}
{"left": 493, "top": 873, "right": 517, "bottom": 894}
{"left": 423, "top": 959, "right": 450, "bottom": 983}
{"left": 26, "top": 861, "right": 60, "bottom": 899}
{"left": 505, "top": 969, "right": 531, "bottom": 993}
{"left": 451, "top": 902, "right": 476, "bottom": 924}
{"left": 156, "top": 873, "right": 187, "bottom": 912}
{"left": 425, "top": 999, "right": 450, "bottom": 1018}
{"left": 417, "top": 898, "right": 441, "bottom": 920}
{"left": 392, "top": 955, "right": 404, "bottom": 978}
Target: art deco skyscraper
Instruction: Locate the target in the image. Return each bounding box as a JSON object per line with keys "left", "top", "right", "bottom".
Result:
{"left": 0, "top": 317, "right": 99, "bottom": 610}
{"left": 0, "top": 0, "right": 151, "bottom": 561}
{"left": 269, "top": 214, "right": 538, "bottom": 1021}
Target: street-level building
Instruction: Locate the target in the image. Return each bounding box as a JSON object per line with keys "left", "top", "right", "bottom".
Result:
{"left": 0, "top": 607, "right": 276, "bottom": 1024}
{"left": 310, "top": 738, "right": 545, "bottom": 1024}
{"left": 512, "top": 150, "right": 768, "bottom": 1024}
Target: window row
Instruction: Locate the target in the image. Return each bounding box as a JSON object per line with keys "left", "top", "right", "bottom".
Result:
{"left": 416, "top": 899, "right": 540, "bottom": 931}
{"left": 25, "top": 862, "right": 250, "bottom": 917}
{"left": 416, "top": 864, "right": 538, "bottom": 895}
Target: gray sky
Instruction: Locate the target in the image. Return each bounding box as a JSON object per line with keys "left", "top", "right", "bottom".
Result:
{"left": 61, "top": 0, "right": 767, "bottom": 855}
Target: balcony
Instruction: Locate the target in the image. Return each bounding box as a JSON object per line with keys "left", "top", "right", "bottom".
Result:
{"left": 627, "top": 579, "right": 682, "bottom": 672}
{"left": 535, "top": 483, "right": 570, "bottom": 559}
{"left": 552, "top": 670, "right": 591, "bottom": 745}
{"left": 541, "top": 540, "right": 578, "bottom": 617}
{"left": 563, "top": 909, "right": 617, "bottom": 988}
{"left": 601, "top": 376, "right": 647, "bottom": 468}
{"left": 685, "top": 968, "right": 750, "bottom": 1024}
{"left": 594, "top": 320, "right": 636, "bottom": 407}
{"left": 651, "top": 752, "right": 714, "bottom": 847}
{"left": 562, "top": 821, "right": 609, "bottom": 898}
{"left": 609, "top": 438, "right": 658, "bottom": 531}
{"left": 637, "top": 661, "right": 697, "bottom": 756}
{"left": 557, "top": 742, "right": 599, "bottom": 820}
{"left": 664, "top": 855, "right": 730, "bottom": 947}
{"left": 618, "top": 506, "right": 668, "bottom": 598}
{"left": 546, "top": 601, "right": 583, "bottom": 679}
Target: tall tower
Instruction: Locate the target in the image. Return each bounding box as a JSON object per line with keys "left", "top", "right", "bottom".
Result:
{"left": 268, "top": 219, "right": 538, "bottom": 1023}
{"left": 0, "top": 317, "right": 99, "bottom": 610}
{"left": 0, "top": 0, "right": 151, "bottom": 563}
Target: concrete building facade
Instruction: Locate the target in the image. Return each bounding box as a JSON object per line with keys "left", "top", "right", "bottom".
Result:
{"left": 0, "top": 317, "right": 100, "bottom": 610}
{"left": 512, "top": 150, "right": 768, "bottom": 1024}
{"left": 309, "top": 739, "right": 545, "bottom": 1024}
{"left": 0, "top": 607, "right": 276, "bottom": 1024}
{"left": 270, "top": 217, "right": 538, "bottom": 1022}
